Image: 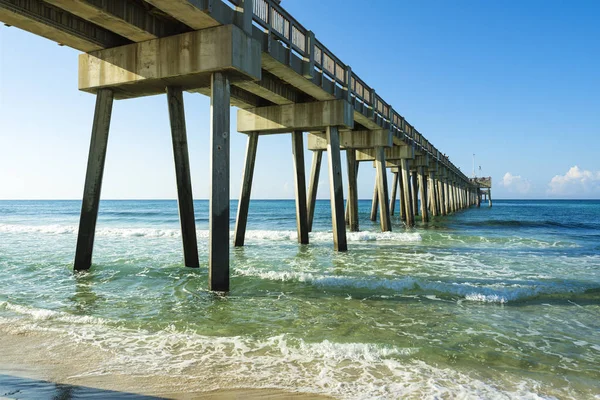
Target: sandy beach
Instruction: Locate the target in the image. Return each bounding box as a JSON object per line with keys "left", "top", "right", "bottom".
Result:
{"left": 0, "top": 330, "right": 332, "bottom": 399}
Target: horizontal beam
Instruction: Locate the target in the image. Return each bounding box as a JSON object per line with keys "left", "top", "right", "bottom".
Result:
{"left": 79, "top": 25, "right": 261, "bottom": 99}
{"left": 307, "top": 130, "right": 392, "bottom": 150}
{"left": 43, "top": 0, "right": 186, "bottom": 42}
{"left": 356, "top": 145, "right": 414, "bottom": 161}
{"left": 0, "top": 0, "right": 129, "bottom": 51}
{"left": 237, "top": 100, "right": 354, "bottom": 134}
{"left": 143, "top": 0, "right": 227, "bottom": 30}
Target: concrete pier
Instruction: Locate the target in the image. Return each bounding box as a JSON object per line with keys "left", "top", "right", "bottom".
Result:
{"left": 1, "top": 0, "right": 493, "bottom": 290}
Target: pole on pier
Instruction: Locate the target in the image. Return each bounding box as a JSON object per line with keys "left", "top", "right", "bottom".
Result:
{"left": 346, "top": 149, "right": 359, "bottom": 232}
{"left": 390, "top": 171, "right": 399, "bottom": 216}
{"left": 74, "top": 88, "right": 114, "bottom": 271}
{"left": 418, "top": 166, "right": 428, "bottom": 223}
{"left": 400, "top": 159, "right": 414, "bottom": 227}
{"left": 429, "top": 172, "right": 438, "bottom": 217}
{"left": 444, "top": 180, "right": 450, "bottom": 215}
{"left": 326, "top": 126, "right": 348, "bottom": 251}
{"left": 411, "top": 171, "right": 419, "bottom": 216}
{"left": 307, "top": 150, "right": 322, "bottom": 232}
{"left": 345, "top": 160, "right": 359, "bottom": 225}
{"left": 399, "top": 172, "right": 406, "bottom": 221}
{"left": 370, "top": 179, "right": 378, "bottom": 222}
{"left": 167, "top": 86, "right": 200, "bottom": 268}
{"left": 209, "top": 72, "right": 231, "bottom": 291}
{"left": 375, "top": 147, "right": 391, "bottom": 232}
{"left": 438, "top": 179, "right": 446, "bottom": 216}
{"left": 292, "top": 131, "right": 309, "bottom": 244}
{"left": 234, "top": 132, "right": 259, "bottom": 247}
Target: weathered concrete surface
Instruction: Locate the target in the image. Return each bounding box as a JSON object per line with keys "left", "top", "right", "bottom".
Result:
{"left": 307, "top": 130, "right": 393, "bottom": 150}
{"left": 238, "top": 100, "right": 353, "bottom": 134}
{"left": 79, "top": 25, "right": 261, "bottom": 99}
{"left": 44, "top": 0, "right": 183, "bottom": 41}
{"left": 0, "top": 0, "right": 129, "bottom": 51}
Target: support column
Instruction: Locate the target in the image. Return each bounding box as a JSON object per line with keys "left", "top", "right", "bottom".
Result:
{"left": 411, "top": 170, "right": 419, "bottom": 216}
{"left": 429, "top": 172, "right": 438, "bottom": 217}
{"left": 307, "top": 150, "right": 322, "bottom": 232}
{"left": 167, "top": 86, "right": 199, "bottom": 268}
{"left": 234, "top": 133, "right": 259, "bottom": 247}
{"left": 390, "top": 172, "right": 399, "bottom": 216}
{"left": 326, "top": 126, "right": 348, "bottom": 251}
{"left": 477, "top": 188, "right": 481, "bottom": 207}
{"left": 400, "top": 159, "right": 414, "bottom": 227}
{"left": 437, "top": 179, "right": 445, "bottom": 216}
{"left": 291, "top": 131, "right": 309, "bottom": 244}
{"left": 370, "top": 180, "right": 378, "bottom": 221}
{"left": 418, "top": 166, "right": 428, "bottom": 223}
{"left": 345, "top": 161, "right": 359, "bottom": 224}
{"left": 346, "top": 149, "right": 359, "bottom": 232}
{"left": 444, "top": 180, "right": 450, "bottom": 214}
{"left": 489, "top": 189, "right": 493, "bottom": 208}
{"left": 375, "top": 147, "right": 391, "bottom": 232}
{"left": 209, "top": 72, "right": 231, "bottom": 292}
{"left": 74, "top": 89, "right": 114, "bottom": 271}
{"left": 399, "top": 172, "right": 406, "bottom": 221}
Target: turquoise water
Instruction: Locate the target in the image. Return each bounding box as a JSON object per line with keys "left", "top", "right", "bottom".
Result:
{"left": 0, "top": 200, "right": 599, "bottom": 398}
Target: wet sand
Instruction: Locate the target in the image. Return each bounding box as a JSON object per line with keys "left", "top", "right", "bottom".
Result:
{"left": 0, "top": 330, "right": 332, "bottom": 399}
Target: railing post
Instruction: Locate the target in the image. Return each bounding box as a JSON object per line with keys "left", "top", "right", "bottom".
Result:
{"left": 235, "top": 0, "right": 253, "bottom": 36}
{"left": 303, "top": 30, "right": 316, "bottom": 78}
{"left": 345, "top": 66, "right": 352, "bottom": 103}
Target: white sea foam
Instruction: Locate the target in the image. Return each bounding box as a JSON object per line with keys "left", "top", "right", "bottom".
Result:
{"left": 0, "top": 301, "right": 107, "bottom": 325}
{"left": 0, "top": 223, "right": 422, "bottom": 243}
{"left": 234, "top": 267, "right": 589, "bottom": 303}
{"left": 0, "top": 311, "right": 556, "bottom": 399}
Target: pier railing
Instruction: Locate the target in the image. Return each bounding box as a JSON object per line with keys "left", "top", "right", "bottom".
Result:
{"left": 226, "top": 0, "right": 469, "bottom": 182}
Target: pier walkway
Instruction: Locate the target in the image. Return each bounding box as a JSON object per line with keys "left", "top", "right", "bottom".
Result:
{"left": 1, "top": 0, "right": 492, "bottom": 291}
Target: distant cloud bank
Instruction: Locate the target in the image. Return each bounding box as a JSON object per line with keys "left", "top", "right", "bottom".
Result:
{"left": 548, "top": 166, "right": 600, "bottom": 196}
{"left": 499, "top": 172, "right": 532, "bottom": 194}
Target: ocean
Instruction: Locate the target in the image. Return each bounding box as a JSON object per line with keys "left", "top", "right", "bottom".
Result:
{"left": 0, "top": 199, "right": 599, "bottom": 399}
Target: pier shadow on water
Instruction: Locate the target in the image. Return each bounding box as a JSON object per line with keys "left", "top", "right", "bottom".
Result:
{"left": 0, "top": 374, "right": 164, "bottom": 399}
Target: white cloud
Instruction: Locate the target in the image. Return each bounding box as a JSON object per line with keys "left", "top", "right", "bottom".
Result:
{"left": 548, "top": 166, "right": 600, "bottom": 195}
{"left": 499, "top": 172, "right": 532, "bottom": 194}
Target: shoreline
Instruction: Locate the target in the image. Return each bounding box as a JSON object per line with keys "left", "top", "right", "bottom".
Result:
{"left": 0, "top": 330, "right": 332, "bottom": 400}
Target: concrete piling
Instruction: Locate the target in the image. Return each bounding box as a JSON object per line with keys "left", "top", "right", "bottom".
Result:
{"left": 167, "top": 86, "right": 200, "bottom": 268}
{"left": 307, "top": 150, "right": 323, "bottom": 232}
{"left": 346, "top": 149, "right": 359, "bottom": 232}
{"left": 375, "top": 147, "right": 392, "bottom": 232}
{"left": 292, "top": 131, "right": 310, "bottom": 244}
{"left": 234, "top": 132, "right": 259, "bottom": 247}
{"left": 74, "top": 88, "right": 114, "bottom": 271}
{"left": 326, "top": 126, "right": 348, "bottom": 252}
{"left": 209, "top": 72, "right": 231, "bottom": 292}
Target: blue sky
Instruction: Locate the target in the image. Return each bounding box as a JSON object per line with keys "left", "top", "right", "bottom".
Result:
{"left": 1, "top": 0, "right": 599, "bottom": 199}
